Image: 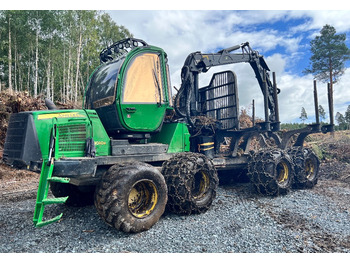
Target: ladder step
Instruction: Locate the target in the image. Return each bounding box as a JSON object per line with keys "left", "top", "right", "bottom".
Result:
{"left": 35, "top": 213, "right": 63, "bottom": 228}
{"left": 48, "top": 177, "right": 70, "bottom": 183}
{"left": 42, "top": 196, "right": 69, "bottom": 205}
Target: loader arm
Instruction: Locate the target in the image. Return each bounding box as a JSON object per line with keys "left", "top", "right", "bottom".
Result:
{"left": 175, "top": 42, "right": 278, "bottom": 130}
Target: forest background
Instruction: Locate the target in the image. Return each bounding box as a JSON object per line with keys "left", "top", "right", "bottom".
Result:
{"left": 0, "top": 10, "right": 132, "bottom": 104}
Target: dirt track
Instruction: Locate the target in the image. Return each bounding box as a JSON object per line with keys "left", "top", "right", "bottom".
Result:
{"left": 1, "top": 150, "right": 350, "bottom": 253}
{"left": 0, "top": 163, "right": 39, "bottom": 203}
{"left": 1, "top": 159, "right": 350, "bottom": 253}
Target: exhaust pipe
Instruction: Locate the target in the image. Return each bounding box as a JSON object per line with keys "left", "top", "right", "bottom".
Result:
{"left": 45, "top": 98, "right": 58, "bottom": 110}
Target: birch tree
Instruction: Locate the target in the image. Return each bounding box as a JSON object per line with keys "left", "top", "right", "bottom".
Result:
{"left": 8, "top": 14, "right": 12, "bottom": 94}
{"left": 33, "top": 15, "right": 39, "bottom": 98}
{"left": 0, "top": 10, "right": 132, "bottom": 103}
{"left": 75, "top": 22, "right": 82, "bottom": 103}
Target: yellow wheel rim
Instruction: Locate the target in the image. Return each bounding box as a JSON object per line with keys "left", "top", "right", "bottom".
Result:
{"left": 193, "top": 171, "right": 210, "bottom": 200}
{"left": 276, "top": 160, "right": 289, "bottom": 186}
{"left": 305, "top": 159, "right": 316, "bottom": 181}
{"left": 128, "top": 180, "right": 158, "bottom": 218}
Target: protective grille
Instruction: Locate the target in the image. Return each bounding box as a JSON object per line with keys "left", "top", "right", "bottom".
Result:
{"left": 3, "top": 113, "right": 28, "bottom": 159}
{"left": 199, "top": 71, "right": 239, "bottom": 130}
{"left": 57, "top": 124, "right": 87, "bottom": 154}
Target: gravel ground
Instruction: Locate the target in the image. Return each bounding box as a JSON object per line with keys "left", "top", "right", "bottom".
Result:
{"left": 1, "top": 167, "right": 350, "bottom": 253}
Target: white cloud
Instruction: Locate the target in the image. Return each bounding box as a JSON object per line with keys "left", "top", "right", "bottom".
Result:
{"left": 289, "top": 10, "right": 350, "bottom": 34}
{"left": 276, "top": 68, "right": 350, "bottom": 124}
{"left": 108, "top": 10, "right": 350, "bottom": 123}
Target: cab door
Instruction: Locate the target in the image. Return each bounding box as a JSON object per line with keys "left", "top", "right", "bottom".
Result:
{"left": 119, "top": 51, "right": 168, "bottom": 132}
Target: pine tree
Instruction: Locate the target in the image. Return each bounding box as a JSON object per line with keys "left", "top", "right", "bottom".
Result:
{"left": 318, "top": 105, "right": 326, "bottom": 122}
{"left": 345, "top": 105, "right": 350, "bottom": 128}
{"left": 304, "top": 24, "right": 350, "bottom": 87}
{"left": 300, "top": 107, "right": 308, "bottom": 124}
{"left": 335, "top": 112, "right": 347, "bottom": 130}
{"left": 304, "top": 25, "right": 350, "bottom": 135}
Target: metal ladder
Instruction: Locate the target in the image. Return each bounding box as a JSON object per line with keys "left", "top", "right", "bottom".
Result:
{"left": 33, "top": 124, "right": 70, "bottom": 227}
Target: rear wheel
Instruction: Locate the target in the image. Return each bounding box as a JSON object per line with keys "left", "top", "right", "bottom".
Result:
{"left": 288, "top": 146, "right": 320, "bottom": 189}
{"left": 94, "top": 162, "right": 167, "bottom": 233}
{"left": 247, "top": 149, "right": 294, "bottom": 196}
{"left": 162, "top": 152, "right": 218, "bottom": 215}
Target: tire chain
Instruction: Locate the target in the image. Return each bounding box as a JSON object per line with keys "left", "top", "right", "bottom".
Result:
{"left": 247, "top": 148, "right": 292, "bottom": 196}
{"left": 287, "top": 146, "right": 306, "bottom": 187}
{"left": 162, "top": 152, "right": 218, "bottom": 215}
{"left": 287, "top": 146, "right": 319, "bottom": 188}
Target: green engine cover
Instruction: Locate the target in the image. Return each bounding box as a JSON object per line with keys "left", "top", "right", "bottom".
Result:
{"left": 32, "top": 109, "right": 110, "bottom": 159}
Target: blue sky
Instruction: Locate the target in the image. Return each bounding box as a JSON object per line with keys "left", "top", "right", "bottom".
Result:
{"left": 8, "top": 2, "right": 350, "bottom": 123}
{"left": 108, "top": 9, "right": 350, "bottom": 124}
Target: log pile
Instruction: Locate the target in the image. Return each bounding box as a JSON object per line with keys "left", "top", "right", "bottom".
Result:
{"left": 0, "top": 91, "right": 75, "bottom": 150}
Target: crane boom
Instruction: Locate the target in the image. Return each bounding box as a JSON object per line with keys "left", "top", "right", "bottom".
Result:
{"left": 175, "top": 42, "right": 279, "bottom": 131}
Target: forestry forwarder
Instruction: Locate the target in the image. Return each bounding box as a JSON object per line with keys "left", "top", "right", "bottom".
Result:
{"left": 3, "top": 38, "right": 334, "bottom": 233}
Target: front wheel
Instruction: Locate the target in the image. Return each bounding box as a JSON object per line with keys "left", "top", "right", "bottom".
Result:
{"left": 94, "top": 162, "right": 167, "bottom": 233}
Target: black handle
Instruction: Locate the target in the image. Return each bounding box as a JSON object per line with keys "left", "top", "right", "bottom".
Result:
{"left": 125, "top": 107, "right": 137, "bottom": 113}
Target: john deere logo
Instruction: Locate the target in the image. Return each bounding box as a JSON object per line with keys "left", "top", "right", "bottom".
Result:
{"left": 37, "top": 112, "right": 86, "bottom": 120}
{"left": 95, "top": 141, "right": 106, "bottom": 146}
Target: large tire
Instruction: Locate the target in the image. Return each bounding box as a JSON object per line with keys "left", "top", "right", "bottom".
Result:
{"left": 288, "top": 146, "right": 320, "bottom": 189}
{"left": 50, "top": 182, "right": 94, "bottom": 207}
{"left": 247, "top": 149, "right": 294, "bottom": 196}
{"left": 94, "top": 162, "right": 167, "bottom": 233}
{"left": 162, "top": 152, "right": 219, "bottom": 215}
